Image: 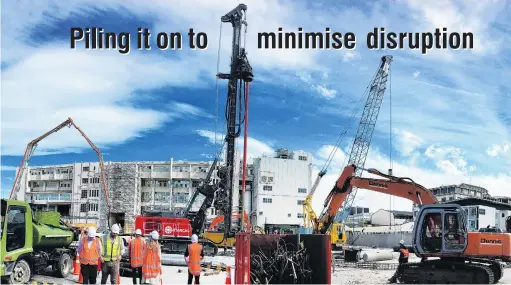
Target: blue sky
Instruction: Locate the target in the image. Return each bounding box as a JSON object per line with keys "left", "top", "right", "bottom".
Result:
{"left": 1, "top": 0, "right": 510, "bottom": 212}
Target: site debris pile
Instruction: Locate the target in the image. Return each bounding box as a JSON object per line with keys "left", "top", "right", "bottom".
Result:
{"left": 235, "top": 233, "right": 331, "bottom": 284}
{"left": 250, "top": 237, "right": 313, "bottom": 284}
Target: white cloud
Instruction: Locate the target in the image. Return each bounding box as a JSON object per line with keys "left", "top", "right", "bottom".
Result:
{"left": 343, "top": 51, "right": 361, "bottom": 62}
{"left": 1, "top": 166, "right": 18, "bottom": 171}
{"left": 486, "top": 143, "right": 509, "bottom": 157}
{"left": 394, "top": 129, "right": 424, "bottom": 156}
{"left": 310, "top": 145, "right": 511, "bottom": 216}
{"left": 196, "top": 130, "right": 274, "bottom": 163}
{"left": 412, "top": 71, "right": 420, "bottom": 78}
{"left": 0, "top": 45, "right": 215, "bottom": 156}
{"left": 313, "top": 85, "right": 337, "bottom": 100}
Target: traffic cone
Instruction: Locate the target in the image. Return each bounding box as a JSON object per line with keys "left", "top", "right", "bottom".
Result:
{"left": 78, "top": 271, "right": 83, "bottom": 284}
{"left": 73, "top": 255, "right": 81, "bottom": 275}
{"left": 225, "top": 266, "right": 232, "bottom": 285}
{"left": 117, "top": 272, "right": 121, "bottom": 284}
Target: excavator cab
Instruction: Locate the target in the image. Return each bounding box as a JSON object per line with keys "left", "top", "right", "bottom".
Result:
{"left": 413, "top": 204, "right": 468, "bottom": 256}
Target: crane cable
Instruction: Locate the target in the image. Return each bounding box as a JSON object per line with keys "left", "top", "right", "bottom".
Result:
{"left": 319, "top": 66, "right": 381, "bottom": 174}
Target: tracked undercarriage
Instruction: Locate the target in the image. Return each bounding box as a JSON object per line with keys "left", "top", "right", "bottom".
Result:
{"left": 397, "top": 258, "right": 504, "bottom": 284}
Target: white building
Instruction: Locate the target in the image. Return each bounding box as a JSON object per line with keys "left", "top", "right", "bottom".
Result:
{"left": 250, "top": 149, "right": 312, "bottom": 233}
{"left": 370, "top": 209, "right": 413, "bottom": 226}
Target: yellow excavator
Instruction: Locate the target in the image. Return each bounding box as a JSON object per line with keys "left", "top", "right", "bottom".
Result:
{"left": 302, "top": 171, "right": 347, "bottom": 249}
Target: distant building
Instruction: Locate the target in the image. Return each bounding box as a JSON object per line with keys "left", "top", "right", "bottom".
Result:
{"left": 344, "top": 206, "right": 371, "bottom": 226}
{"left": 447, "top": 197, "right": 511, "bottom": 232}
{"left": 430, "top": 183, "right": 489, "bottom": 202}
{"left": 370, "top": 209, "right": 413, "bottom": 226}
{"left": 251, "top": 148, "right": 312, "bottom": 233}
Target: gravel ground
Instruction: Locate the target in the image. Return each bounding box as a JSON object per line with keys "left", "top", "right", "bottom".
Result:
{"left": 28, "top": 253, "right": 511, "bottom": 284}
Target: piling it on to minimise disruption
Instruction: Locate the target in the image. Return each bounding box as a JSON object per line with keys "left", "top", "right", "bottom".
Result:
{"left": 235, "top": 232, "right": 332, "bottom": 284}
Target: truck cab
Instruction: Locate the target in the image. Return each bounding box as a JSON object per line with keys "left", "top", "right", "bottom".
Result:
{"left": 1, "top": 199, "right": 34, "bottom": 283}
{"left": 1, "top": 199, "right": 76, "bottom": 284}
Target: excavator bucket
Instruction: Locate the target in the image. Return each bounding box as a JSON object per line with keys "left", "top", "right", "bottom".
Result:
{"left": 235, "top": 233, "right": 331, "bottom": 284}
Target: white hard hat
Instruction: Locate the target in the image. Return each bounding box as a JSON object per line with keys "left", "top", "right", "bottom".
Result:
{"left": 135, "top": 229, "right": 142, "bottom": 235}
{"left": 87, "top": 227, "right": 97, "bottom": 238}
{"left": 191, "top": 234, "right": 198, "bottom": 243}
{"left": 399, "top": 240, "right": 405, "bottom": 245}
{"left": 150, "top": 230, "right": 159, "bottom": 240}
{"left": 111, "top": 224, "right": 120, "bottom": 234}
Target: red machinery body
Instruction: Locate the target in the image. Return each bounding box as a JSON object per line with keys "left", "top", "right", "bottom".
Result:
{"left": 134, "top": 216, "right": 192, "bottom": 238}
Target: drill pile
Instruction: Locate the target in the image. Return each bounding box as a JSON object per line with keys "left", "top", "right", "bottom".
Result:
{"left": 250, "top": 237, "right": 313, "bottom": 284}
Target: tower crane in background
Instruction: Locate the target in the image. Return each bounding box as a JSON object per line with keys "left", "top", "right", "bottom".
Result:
{"left": 303, "top": 55, "right": 393, "bottom": 236}
{"left": 9, "top": 117, "right": 112, "bottom": 227}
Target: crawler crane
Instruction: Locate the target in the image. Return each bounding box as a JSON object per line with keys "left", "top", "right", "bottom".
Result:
{"left": 303, "top": 55, "right": 392, "bottom": 240}
{"left": 316, "top": 164, "right": 507, "bottom": 284}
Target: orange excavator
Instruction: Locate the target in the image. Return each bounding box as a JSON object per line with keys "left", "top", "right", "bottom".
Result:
{"left": 315, "top": 164, "right": 507, "bottom": 284}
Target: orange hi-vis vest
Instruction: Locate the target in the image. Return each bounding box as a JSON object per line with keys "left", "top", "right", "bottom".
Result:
{"left": 400, "top": 248, "right": 410, "bottom": 258}
{"left": 80, "top": 237, "right": 100, "bottom": 265}
{"left": 142, "top": 241, "right": 161, "bottom": 279}
{"left": 130, "top": 237, "right": 145, "bottom": 268}
{"left": 188, "top": 243, "right": 203, "bottom": 276}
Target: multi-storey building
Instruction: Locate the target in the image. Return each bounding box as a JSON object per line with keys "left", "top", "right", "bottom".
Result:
{"left": 251, "top": 149, "right": 312, "bottom": 234}
{"left": 18, "top": 148, "right": 311, "bottom": 234}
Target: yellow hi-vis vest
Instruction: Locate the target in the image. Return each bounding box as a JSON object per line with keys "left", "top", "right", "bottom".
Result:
{"left": 102, "top": 235, "right": 122, "bottom": 262}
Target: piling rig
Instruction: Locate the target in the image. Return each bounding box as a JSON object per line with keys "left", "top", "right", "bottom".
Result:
{"left": 133, "top": 3, "right": 253, "bottom": 254}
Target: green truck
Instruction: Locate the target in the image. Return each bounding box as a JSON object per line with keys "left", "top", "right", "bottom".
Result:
{"left": 1, "top": 199, "right": 80, "bottom": 284}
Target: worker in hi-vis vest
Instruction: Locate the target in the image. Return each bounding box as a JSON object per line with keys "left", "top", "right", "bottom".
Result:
{"left": 77, "top": 226, "right": 102, "bottom": 284}
{"left": 184, "top": 234, "right": 204, "bottom": 285}
{"left": 101, "top": 224, "right": 125, "bottom": 284}
{"left": 129, "top": 229, "right": 145, "bottom": 285}
{"left": 142, "top": 231, "right": 162, "bottom": 285}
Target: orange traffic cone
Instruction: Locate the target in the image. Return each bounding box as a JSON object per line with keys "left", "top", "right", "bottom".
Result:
{"left": 117, "top": 272, "right": 121, "bottom": 284}
{"left": 78, "top": 272, "right": 83, "bottom": 284}
{"left": 73, "top": 255, "right": 81, "bottom": 275}
{"left": 225, "top": 266, "right": 232, "bottom": 285}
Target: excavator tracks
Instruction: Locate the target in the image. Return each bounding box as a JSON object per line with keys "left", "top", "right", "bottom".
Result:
{"left": 397, "top": 259, "right": 502, "bottom": 284}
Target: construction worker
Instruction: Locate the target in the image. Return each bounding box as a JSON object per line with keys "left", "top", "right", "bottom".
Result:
{"left": 184, "top": 234, "right": 204, "bottom": 285}
{"left": 101, "top": 224, "right": 125, "bottom": 284}
{"left": 77, "top": 226, "right": 102, "bottom": 284}
{"left": 389, "top": 240, "right": 409, "bottom": 283}
{"left": 142, "top": 230, "right": 162, "bottom": 285}
{"left": 129, "top": 229, "right": 145, "bottom": 285}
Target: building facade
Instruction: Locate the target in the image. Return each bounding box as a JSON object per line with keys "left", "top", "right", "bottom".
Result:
{"left": 250, "top": 149, "right": 312, "bottom": 233}
{"left": 18, "top": 148, "right": 310, "bottom": 233}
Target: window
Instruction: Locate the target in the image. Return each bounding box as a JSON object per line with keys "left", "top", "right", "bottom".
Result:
{"left": 80, "top": 204, "right": 87, "bottom": 212}
{"left": 298, "top": 156, "right": 307, "bottom": 161}
{"left": 6, "top": 206, "right": 26, "bottom": 252}
{"left": 192, "top": 180, "right": 201, "bottom": 187}
{"left": 268, "top": 177, "right": 274, "bottom": 183}
{"left": 263, "top": 198, "right": 272, "bottom": 203}
{"left": 83, "top": 166, "right": 89, "bottom": 172}
{"left": 297, "top": 200, "right": 304, "bottom": 205}
{"left": 288, "top": 214, "right": 291, "bottom": 217}
{"left": 297, "top": 213, "right": 304, "bottom": 218}
{"left": 156, "top": 180, "right": 168, "bottom": 187}
{"left": 89, "top": 189, "right": 99, "bottom": 198}
{"left": 82, "top": 178, "right": 88, "bottom": 184}
{"left": 441, "top": 197, "right": 446, "bottom": 202}
{"left": 91, "top": 177, "right": 100, "bottom": 184}
{"left": 142, "top": 192, "right": 152, "bottom": 202}
{"left": 479, "top": 208, "right": 486, "bottom": 215}
{"left": 298, "top": 188, "right": 307, "bottom": 193}
{"left": 503, "top": 213, "right": 506, "bottom": 218}
{"left": 81, "top": 190, "right": 87, "bottom": 199}
{"left": 261, "top": 176, "right": 267, "bottom": 183}
{"left": 88, "top": 203, "right": 98, "bottom": 212}
{"left": 142, "top": 180, "right": 152, "bottom": 187}
{"left": 263, "top": 185, "right": 272, "bottom": 191}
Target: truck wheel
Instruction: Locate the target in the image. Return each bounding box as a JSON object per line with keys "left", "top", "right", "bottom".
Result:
{"left": 8, "top": 259, "right": 31, "bottom": 284}
{"left": 56, "top": 253, "right": 72, "bottom": 278}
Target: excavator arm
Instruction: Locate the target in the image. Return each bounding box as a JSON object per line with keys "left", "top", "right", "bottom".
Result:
{"left": 315, "top": 164, "right": 438, "bottom": 234}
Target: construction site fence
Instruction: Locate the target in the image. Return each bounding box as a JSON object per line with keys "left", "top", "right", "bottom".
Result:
{"left": 348, "top": 231, "right": 413, "bottom": 249}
